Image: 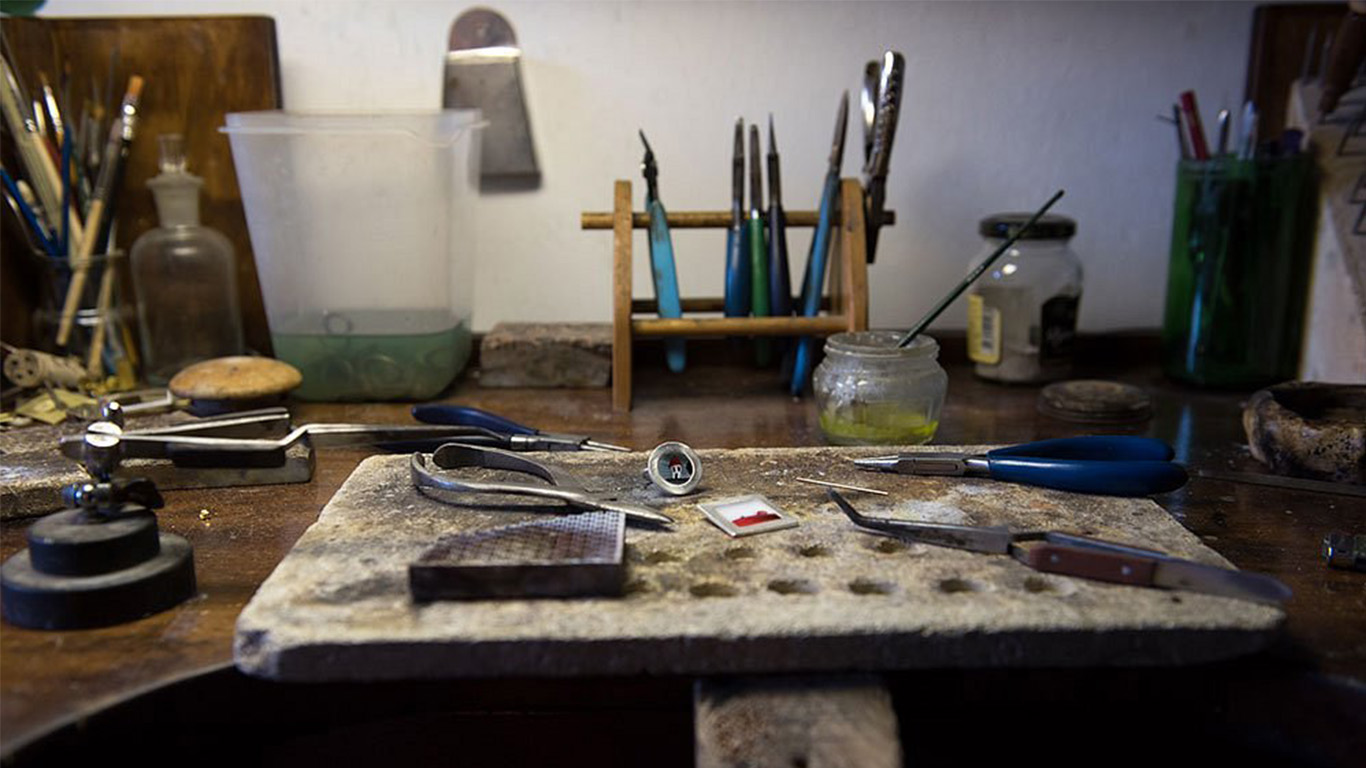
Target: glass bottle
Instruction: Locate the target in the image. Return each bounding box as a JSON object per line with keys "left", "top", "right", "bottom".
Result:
{"left": 966, "top": 213, "right": 1083, "bottom": 384}
{"left": 130, "top": 134, "right": 245, "bottom": 383}
{"left": 813, "top": 331, "right": 948, "bottom": 445}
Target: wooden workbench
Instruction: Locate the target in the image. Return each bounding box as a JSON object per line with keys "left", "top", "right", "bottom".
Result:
{"left": 1, "top": 336, "right": 1362, "bottom": 767}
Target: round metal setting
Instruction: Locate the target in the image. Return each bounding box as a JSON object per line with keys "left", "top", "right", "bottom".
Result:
{"left": 645, "top": 442, "right": 702, "bottom": 496}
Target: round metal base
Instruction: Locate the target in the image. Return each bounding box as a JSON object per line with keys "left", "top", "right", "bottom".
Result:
{"left": 2, "top": 534, "right": 197, "bottom": 630}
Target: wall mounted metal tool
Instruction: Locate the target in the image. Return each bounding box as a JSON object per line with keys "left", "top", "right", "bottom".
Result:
{"left": 444, "top": 7, "right": 539, "bottom": 181}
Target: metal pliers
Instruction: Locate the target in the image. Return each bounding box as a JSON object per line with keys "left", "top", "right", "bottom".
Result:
{"left": 411, "top": 403, "right": 629, "bottom": 452}
{"left": 853, "top": 436, "right": 1189, "bottom": 497}
{"left": 828, "top": 489, "right": 1290, "bottom": 604}
{"left": 410, "top": 443, "right": 674, "bottom": 527}
{"left": 57, "top": 408, "right": 613, "bottom": 468}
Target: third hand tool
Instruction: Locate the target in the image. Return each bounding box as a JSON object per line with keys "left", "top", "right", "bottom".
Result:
{"left": 412, "top": 403, "right": 629, "bottom": 452}
{"left": 748, "top": 124, "right": 772, "bottom": 366}
{"left": 788, "top": 92, "right": 848, "bottom": 396}
{"left": 724, "top": 118, "right": 750, "bottom": 318}
{"left": 852, "top": 436, "right": 1189, "bottom": 497}
{"left": 828, "top": 489, "right": 1290, "bottom": 604}
{"left": 863, "top": 51, "right": 904, "bottom": 264}
{"left": 640, "top": 131, "right": 686, "bottom": 373}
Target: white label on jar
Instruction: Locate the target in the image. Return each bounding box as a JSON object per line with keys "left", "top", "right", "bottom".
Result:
{"left": 967, "top": 294, "right": 1002, "bottom": 364}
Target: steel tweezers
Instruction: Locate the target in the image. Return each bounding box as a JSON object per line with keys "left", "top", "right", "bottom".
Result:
{"left": 828, "top": 489, "right": 1291, "bottom": 604}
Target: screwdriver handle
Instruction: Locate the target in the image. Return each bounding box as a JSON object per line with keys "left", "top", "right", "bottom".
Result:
{"left": 988, "top": 436, "right": 1174, "bottom": 462}
{"left": 986, "top": 457, "right": 1188, "bottom": 497}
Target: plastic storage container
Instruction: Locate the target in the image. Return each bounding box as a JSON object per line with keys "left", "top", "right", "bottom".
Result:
{"left": 965, "top": 213, "right": 1083, "bottom": 384}
{"left": 813, "top": 331, "right": 947, "bottom": 445}
{"left": 222, "top": 111, "right": 482, "bottom": 401}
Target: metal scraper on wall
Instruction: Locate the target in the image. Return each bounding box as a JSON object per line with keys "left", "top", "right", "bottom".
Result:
{"left": 444, "top": 7, "right": 540, "bottom": 181}
{"left": 409, "top": 510, "right": 625, "bottom": 600}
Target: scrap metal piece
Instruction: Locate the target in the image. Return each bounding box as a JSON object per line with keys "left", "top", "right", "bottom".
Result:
{"left": 444, "top": 7, "right": 539, "bottom": 180}
{"left": 697, "top": 494, "right": 798, "bottom": 538}
{"left": 409, "top": 510, "right": 625, "bottom": 600}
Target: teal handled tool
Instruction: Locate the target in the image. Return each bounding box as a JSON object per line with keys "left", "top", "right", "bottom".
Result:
{"left": 747, "top": 124, "right": 771, "bottom": 366}
{"left": 639, "top": 131, "right": 686, "bottom": 373}
{"left": 829, "top": 489, "right": 1290, "bottom": 604}
{"left": 724, "top": 119, "right": 750, "bottom": 317}
{"left": 789, "top": 92, "right": 849, "bottom": 395}
{"left": 852, "top": 436, "right": 1189, "bottom": 497}
{"left": 766, "top": 115, "right": 792, "bottom": 321}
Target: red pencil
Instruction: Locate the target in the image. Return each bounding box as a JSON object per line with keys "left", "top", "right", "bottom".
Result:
{"left": 1179, "top": 90, "right": 1210, "bottom": 161}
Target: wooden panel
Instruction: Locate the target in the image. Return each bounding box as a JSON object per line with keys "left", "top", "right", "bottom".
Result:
{"left": 612, "top": 180, "right": 633, "bottom": 412}
{"left": 1245, "top": 4, "right": 1347, "bottom": 141}
{"left": 581, "top": 209, "right": 894, "bottom": 230}
{"left": 633, "top": 315, "right": 847, "bottom": 338}
{"left": 0, "top": 16, "right": 281, "bottom": 357}
{"left": 838, "top": 179, "right": 869, "bottom": 331}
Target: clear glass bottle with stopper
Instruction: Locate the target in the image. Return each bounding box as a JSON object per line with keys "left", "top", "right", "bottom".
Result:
{"left": 129, "top": 134, "right": 245, "bottom": 383}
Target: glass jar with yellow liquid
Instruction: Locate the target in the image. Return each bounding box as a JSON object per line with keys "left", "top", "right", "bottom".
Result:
{"left": 813, "top": 331, "right": 947, "bottom": 445}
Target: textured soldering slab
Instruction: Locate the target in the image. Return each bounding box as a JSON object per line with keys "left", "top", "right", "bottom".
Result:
{"left": 234, "top": 448, "right": 1285, "bottom": 682}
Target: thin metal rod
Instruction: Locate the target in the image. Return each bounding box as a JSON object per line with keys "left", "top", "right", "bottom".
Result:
{"left": 796, "top": 477, "right": 888, "bottom": 495}
{"left": 897, "top": 189, "right": 1065, "bottom": 348}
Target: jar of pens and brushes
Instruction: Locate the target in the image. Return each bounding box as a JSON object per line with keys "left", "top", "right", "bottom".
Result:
{"left": 1160, "top": 99, "right": 1316, "bottom": 388}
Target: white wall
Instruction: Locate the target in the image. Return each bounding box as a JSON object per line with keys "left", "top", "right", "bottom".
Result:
{"left": 43, "top": 0, "right": 1256, "bottom": 334}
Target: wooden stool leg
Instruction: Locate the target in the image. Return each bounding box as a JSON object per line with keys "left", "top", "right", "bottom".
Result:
{"left": 613, "top": 180, "right": 634, "bottom": 412}
{"left": 694, "top": 675, "right": 903, "bottom": 768}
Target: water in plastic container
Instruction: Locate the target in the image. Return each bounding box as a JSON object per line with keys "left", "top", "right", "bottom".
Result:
{"left": 222, "top": 111, "right": 482, "bottom": 400}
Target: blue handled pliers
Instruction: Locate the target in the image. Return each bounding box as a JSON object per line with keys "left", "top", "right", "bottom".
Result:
{"left": 852, "top": 436, "right": 1188, "bottom": 497}
{"left": 413, "top": 404, "right": 630, "bottom": 452}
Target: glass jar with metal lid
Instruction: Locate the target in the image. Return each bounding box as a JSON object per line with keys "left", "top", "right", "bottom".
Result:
{"left": 966, "top": 213, "right": 1083, "bottom": 383}
{"left": 813, "top": 331, "right": 947, "bottom": 445}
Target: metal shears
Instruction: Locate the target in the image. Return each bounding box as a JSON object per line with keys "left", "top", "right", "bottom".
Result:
{"left": 828, "top": 489, "right": 1290, "bottom": 604}
{"left": 412, "top": 403, "right": 629, "bottom": 452}
{"left": 410, "top": 443, "right": 674, "bottom": 527}
{"left": 862, "top": 50, "right": 904, "bottom": 264}
{"left": 853, "top": 436, "right": 1188, "bottom": 497}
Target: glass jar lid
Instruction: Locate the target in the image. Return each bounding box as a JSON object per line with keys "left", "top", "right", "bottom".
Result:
{"left": 823, "top": 330, "right": 939, "bottom": 358}
{"left": 979, "top": 213, "right": 1076, "bottom": 240}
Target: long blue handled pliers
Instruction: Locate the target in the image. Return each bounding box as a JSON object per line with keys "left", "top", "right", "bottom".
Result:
{"left": 789, "top": 93, "right": 849, "bottom": 395}
{"left": 413, "top": 404, "right": 630, "bottom": 452}
{"left": 853, "top": 436, "right": 1188, "bottom": 497}
{"left": 640, "top": 131, "right": 686, "bottom": 373}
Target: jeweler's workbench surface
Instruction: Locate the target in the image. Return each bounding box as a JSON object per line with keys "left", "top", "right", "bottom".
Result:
{"left": 2, "top": 347, "right": 1363, "bottom": 766}
{"left": 236, "top": 449, "right": 1282, "bottom": 681}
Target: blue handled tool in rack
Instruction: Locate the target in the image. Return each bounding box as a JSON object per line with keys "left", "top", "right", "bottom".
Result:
{"left": 639, "top": 131, "right": 686, "bottom": 373}
{"left": 724, "top": 119, "right": 750, "bottom": 318}
{"left": 788, "top": 92, "right": 849, "bottom": 395}
{"left": 852, "top": 436, "right": 1189, "bottom": 497}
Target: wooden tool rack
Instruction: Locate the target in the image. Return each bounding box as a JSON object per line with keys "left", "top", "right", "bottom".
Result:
{"left": 582, "top": 178, "right": 887, "bottom": 411}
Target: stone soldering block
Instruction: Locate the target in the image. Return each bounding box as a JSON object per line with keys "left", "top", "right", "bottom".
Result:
{"left": 477, "top": 322, "right": 612, "bottom": 388}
